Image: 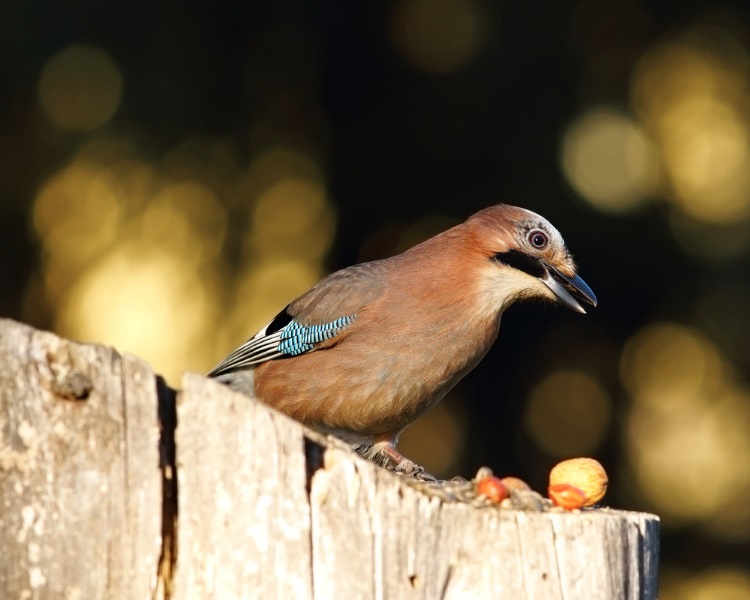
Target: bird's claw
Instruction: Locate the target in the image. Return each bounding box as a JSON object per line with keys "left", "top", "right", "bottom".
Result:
{"left": 392, "top": 458, "right": 437, "bottom": 483}
{"left": 415, "top": 470, "right": 438, "bottom": 483}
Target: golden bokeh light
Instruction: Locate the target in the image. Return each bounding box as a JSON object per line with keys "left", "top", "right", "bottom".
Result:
{"left": 142, "top": 181, "right": 227, "bottom": 265}
{"left": 33, "top": 161, "right": 123, "bottom": 301}
{"left": 242, "top": 148, "right": 322, "bottom": 197}
{"left": 658, "top": 97, "right": 750, "bottom": 223}
{"left": 241, "top": 148, "right": 336, "bottom": 261}
{"left": 250, "top": 178, "right": 336, "bottom": 260}
{"left": 254, "top": 179, "right": 326, "bottom": 235}
{"left": 560, "top": 107, "right": 659, "bottom": 214}
{"left": 620, "top": 323, "right": 726, "bottom": 410}
{"left": 390, "top": 0, "right": 488, "bottom": 74}
{"left": 621, "top": 323, "right": 750, "bottom": 537}
{"left": 631, "top": 29, "right": 750, "bottom": 225}
{"left": 56, "top": 244, "right": 217, "bottom": 373}
{"left": 38, "top": 45, "right": 123, "bottom": 132}
{"left": 660, "top": 567, "right": 750, "bottom": 600}
{"left": 524, "top": 370, "right": 612, "bottom": 457}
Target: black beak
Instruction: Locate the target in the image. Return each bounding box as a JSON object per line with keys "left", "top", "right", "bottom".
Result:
{"left": 540, "top": 267, "right": 598, "bottom": 314}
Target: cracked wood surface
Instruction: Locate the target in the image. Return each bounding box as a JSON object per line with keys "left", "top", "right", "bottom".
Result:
{"left": 0, "top": 318, "right": 660, "bottom": 599}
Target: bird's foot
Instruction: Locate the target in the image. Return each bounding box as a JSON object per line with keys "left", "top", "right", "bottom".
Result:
{"left": 359, "top": 436, "right": 439, "bottom": 482}
{"left": 377, "top": 443, "right": 437, "bottom": 482}
{"left": 391, "top": 458, "right": 438, "bottom": 483}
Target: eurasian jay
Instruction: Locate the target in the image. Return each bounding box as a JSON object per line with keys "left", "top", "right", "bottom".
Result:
{"left": 209, "top": 204, "right": 596, "bottom": 479}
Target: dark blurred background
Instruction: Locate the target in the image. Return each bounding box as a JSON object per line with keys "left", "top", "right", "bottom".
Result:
{"left": 3, "top": 0, "right": 750, "bottom": 596}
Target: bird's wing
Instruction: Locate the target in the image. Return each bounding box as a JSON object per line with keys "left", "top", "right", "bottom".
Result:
{"left": 207, "top": 261, "right": 387, "bottom": 377}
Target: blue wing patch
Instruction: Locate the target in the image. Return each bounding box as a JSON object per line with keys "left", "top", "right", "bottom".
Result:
{"left": 278, "top": 316, "right": 355, "bottom": 356}
{"left": 207, "top": 313, "right": 355, "bottom": 377}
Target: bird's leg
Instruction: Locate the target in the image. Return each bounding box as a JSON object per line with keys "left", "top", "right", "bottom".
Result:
{"left": 367, "top": 436, "right": 437, "bottom": 483}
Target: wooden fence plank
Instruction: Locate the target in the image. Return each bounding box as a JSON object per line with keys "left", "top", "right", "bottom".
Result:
{"left": 0, "top": 318, "right": 162, "bottom": 599}
{"left": 172, "top": 373, "right": 313, "bottom": 600}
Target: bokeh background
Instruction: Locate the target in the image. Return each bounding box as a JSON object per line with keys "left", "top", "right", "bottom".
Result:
{"left": 2, "top": 0, "right": 750, "bottom": 595}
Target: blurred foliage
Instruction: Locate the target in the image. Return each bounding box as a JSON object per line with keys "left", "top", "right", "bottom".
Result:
{"left": 2, "top": 1, "right": 750, "bottom": 596}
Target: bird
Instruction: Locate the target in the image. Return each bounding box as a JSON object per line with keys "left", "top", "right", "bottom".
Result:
{"left": 208, "top": 204, "right": 597, "bottom": 480}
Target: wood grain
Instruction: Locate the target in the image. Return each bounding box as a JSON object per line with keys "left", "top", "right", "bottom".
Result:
{"left": 0, "top": 318, "right": 162, "bottom": 599}
{"left": 309, "top": 447, "right": 659, "bottom": 599}
{"left": 0, "top": 318, "right": 660, "bottom": 599}
{"left": 172, "top": 373, "right": 313, "bottom": 600}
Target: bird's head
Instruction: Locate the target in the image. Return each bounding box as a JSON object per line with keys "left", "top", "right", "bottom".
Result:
{"left": 467, "top": 204, "right": 597, "bottom": 314}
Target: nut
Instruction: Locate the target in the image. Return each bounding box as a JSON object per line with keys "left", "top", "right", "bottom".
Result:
{"left": 476, "top": 475, "right": 509, "bottom": 503}
{"left": 549, "top": 457, "right": 608, "bottom": 507}
{"left": 548, "top": 483, "right": 586, "bottom": 510}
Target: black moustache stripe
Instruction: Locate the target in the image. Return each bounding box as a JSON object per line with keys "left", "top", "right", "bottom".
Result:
{"left": 493, "top": 250, "right": 546, "bottom": 278}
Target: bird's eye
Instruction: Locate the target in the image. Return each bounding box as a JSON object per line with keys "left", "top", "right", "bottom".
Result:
{"left": 528, "top": 230, "right": 549, "bottom": 250}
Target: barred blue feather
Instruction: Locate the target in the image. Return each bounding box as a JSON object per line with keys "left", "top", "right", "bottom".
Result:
{"left": 279, "top": 316, "right": 355, "bottom": 356}
{"left": 207, "top": 311, "right": 355, "bottom": 377}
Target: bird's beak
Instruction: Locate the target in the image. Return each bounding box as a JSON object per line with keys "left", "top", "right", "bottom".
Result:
{"left": 541, "top": 266, "right": 598, "bottom": 314}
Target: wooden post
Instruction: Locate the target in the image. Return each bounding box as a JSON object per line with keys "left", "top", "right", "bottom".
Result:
{"left": 0, "top": 319, "right": 163, "bottom": 598}
{"left": 0, "top": 318, "right": 660, "bottom": 599}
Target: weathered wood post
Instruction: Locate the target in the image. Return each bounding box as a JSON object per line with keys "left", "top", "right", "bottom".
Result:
{"left": 0, "top": 318, "right": 659, "bottom": 599}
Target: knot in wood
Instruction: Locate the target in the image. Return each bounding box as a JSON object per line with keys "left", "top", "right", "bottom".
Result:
{"left": 51, "top": 368, "right": 93, "bottom": 401}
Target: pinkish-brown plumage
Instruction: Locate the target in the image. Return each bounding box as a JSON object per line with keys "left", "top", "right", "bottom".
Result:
{"left": 209, "top": 204, "right": 596, "bottom": 478}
